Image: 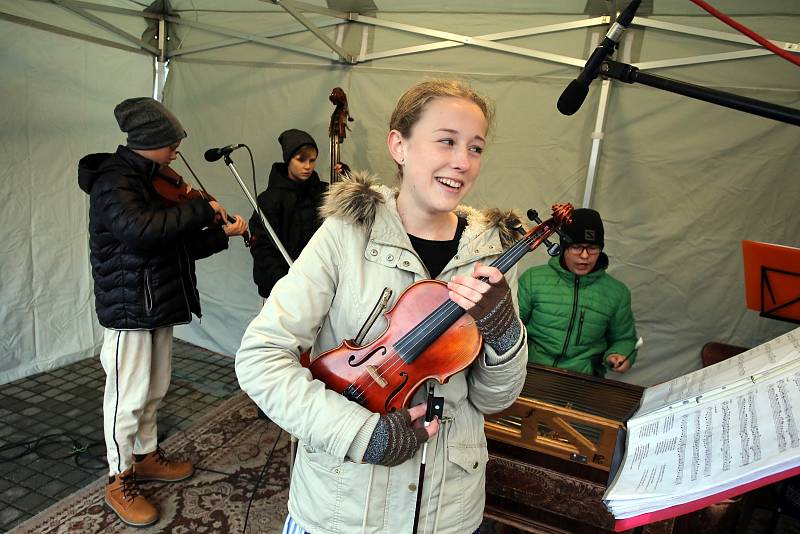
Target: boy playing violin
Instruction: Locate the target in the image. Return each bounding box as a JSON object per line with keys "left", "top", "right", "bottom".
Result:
{"left": 77, "top": 97, "right": 247, "bottom": 527}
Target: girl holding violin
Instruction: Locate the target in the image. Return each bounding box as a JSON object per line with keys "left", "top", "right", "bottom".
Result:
{"left": 78, "top": 97, "right": 247, "bottom": 528}
{"left": 237, "top": 80, "right": 527, "bottom": 534}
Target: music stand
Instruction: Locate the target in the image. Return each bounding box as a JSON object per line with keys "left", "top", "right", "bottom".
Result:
{"left": 742, "top": 240, "right": 800, "bottom": 324}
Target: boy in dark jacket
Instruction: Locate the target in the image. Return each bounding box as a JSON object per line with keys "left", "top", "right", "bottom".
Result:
{"left": 518, "top": 209, "right": 639, "bottom": 377}
{"left": 249, "top": 129, "right": 329, "bottom": 298}
{"left": 78, "top": 97, "right": 248, "bottom": 527}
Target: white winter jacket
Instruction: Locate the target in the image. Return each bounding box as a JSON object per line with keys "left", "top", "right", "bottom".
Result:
{"left": 236, "top": 174, "right": 528, "bottom": 534}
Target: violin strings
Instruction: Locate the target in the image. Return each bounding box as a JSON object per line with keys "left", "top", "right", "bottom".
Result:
{"left": 347, "top": 230, "right": 541, "bottom": 400}
{"left": 392, "top": 225, "right": 542, "bottom": 358}
{"left": 346, "top": 290, "right": 466, "bottom": 403}
{"left": 346, "top": 232, "right": 540, "bottom": 405}
{"left": 384, "top": 232, "right": 532, "bottom": 360}
{"left": 347, "top": 230, "right": 541, "bottom": 403}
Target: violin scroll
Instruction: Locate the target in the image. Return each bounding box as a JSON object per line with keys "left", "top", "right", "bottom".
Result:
{"left": 522, "top": 203, "right": 574, "bottom": 256}
{"left": 550, "top": 203, "right": 574, "bottom": 226}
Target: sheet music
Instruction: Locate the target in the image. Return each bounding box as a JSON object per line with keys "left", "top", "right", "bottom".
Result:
{"left": 637, "top": 327, "right": 800, "bottom": 418}
{"left": 604, "top": 354, "right": 800, "bottom": 518}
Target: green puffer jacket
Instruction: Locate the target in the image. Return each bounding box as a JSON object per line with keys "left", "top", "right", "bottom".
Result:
{"left": 518, "top": 255, "right": 638, "bottom": 376}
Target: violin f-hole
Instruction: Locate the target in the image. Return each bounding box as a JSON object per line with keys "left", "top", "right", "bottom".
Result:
{"left": 348, "top": 345, "right": 387, "bottom": 367}
{"left": 384, "top": 371, "right": 409, "bottom": 413}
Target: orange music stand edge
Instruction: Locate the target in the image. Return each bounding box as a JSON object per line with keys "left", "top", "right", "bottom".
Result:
{"left": 742, "top": 240, "right": 800, "bottom": 324}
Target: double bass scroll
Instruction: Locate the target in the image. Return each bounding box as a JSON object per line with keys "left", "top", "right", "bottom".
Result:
{"left": 328, "top": 87, "right": 355, "bottom": 184}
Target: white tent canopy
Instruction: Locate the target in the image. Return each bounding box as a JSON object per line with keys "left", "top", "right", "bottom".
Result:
{"left": 1, "top": 0, "right": 798, "bottom": 387}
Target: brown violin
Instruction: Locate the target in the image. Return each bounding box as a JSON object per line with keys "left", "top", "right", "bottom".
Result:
{"left": 153, "top": 160, "right": 251, "bottom": 247}
{"left": 153, "top": 164, "right": 210, "bottom": 203}
{"left": 308, "top": 203, "right": 574, "bottom": 414}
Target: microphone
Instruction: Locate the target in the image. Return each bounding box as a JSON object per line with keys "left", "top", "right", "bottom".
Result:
{"left": 557, "top": 0, "right": 641, "bottom": 116}
{"left": 204, "top": 144, "right": 244, "bottom": 162}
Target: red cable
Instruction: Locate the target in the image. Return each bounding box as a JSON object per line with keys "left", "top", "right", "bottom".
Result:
{"left": 688, "top": 0, "right": 800, "bottom": 67}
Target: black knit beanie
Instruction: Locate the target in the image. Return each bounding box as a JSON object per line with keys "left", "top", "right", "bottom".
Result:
{"left": 278, "top": 129, "right": 318, "bottom": 163}
{"left": 114, "top": 97, "right": 187, "bottom": 150}
{"left": 560, "top": 208, "right": 604, "bottom": 248}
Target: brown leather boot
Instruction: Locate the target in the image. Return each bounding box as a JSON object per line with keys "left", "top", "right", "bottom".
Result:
{"left": 134, "top": 446, "right": 194, "bottom": 482}
{"left": 105, "top": 468, "right": 159, "bottom": 527}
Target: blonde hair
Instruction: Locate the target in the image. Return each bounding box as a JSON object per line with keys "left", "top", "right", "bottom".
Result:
{"left": 389, "top": 79, "right": 494, "bottom": 177}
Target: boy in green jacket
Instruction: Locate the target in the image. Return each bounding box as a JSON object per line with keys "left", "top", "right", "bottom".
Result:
{"left": 518, "top": 208, "right": 638, "bottom": 377}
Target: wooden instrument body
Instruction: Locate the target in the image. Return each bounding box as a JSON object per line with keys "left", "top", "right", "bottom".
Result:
{"left": 308, "top": 279, "right": 482, "bottom": 414}
{"left": 482, "top": 365, "right": 738, "bottom": 533}
{"left": 153, "top": 165, "right": 211, "bottom": 204}
{"left": 308, "top": 204, "right": 574, "bottom": 415}
{"left": 484, "top": 365, "right": 645, "bottom": 532}
{"left": 153, "top": 164, "right": 251, "bottom": 246}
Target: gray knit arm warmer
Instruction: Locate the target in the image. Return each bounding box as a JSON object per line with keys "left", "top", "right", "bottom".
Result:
{"left": 467, "top": 278, "right": 522, "bottom": 355}
{"left": 362, "top": 411, "right": 429, "bottom": 467}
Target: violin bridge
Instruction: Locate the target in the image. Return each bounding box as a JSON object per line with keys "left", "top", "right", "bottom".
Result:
{"left": 365, "top": 365, "right": 387, "bottom": 388}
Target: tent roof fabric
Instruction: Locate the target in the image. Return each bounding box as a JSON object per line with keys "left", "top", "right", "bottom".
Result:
{"left": 0, "top": 0, "right": 798, "bottom": 387}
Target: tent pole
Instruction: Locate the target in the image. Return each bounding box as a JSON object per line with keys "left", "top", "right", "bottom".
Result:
{"left": 154, "top": 17, "right": 168, "bottom": 101}
{"left": 581, "top": 78, "right": 612, "bottom": 209}
{"left": 581, "top": 4, "right": 633, "bottom": 209}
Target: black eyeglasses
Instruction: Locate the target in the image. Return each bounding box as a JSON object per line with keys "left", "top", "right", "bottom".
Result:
{"left": 566, "top": 244, "right": 602, "bottom": 256}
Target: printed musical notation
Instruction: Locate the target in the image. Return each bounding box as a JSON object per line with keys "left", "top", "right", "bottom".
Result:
{"left": 604, "top": 327, "right": 800, "bottom": 519}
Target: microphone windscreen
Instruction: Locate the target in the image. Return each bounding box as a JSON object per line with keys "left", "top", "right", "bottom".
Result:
{"left": 204, "top": 148, "right": 222, "bottom": 162}
{"left": 556, "top": 80, "right": 590, "bottom": 116}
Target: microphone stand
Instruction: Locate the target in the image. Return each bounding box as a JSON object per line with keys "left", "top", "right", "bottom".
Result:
{"left": 412, "top": 385, "right": 444, "bottom": 534}
{"left": 221, "top": 153, "right": 293, "bottom": 267}
{"left": 219, "top": 151, "right": 297, "bottom": 480}
{"left": 599, "top": 59, "right": 800, "bottom": 127}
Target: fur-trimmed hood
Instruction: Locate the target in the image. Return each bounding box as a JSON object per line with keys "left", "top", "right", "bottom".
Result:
{"left": 238, "top": 171, "right": 529, "bottom": 534}
{"left": 319, "top": 171, "right": 523, "bottom": 250}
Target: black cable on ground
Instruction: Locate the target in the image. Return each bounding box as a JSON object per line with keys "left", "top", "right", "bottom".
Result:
{"left": 242, "top": 420, "right": 283, "bottom": 534}
{"left": 0, "top": 433, "right": 107, "bottom": 470}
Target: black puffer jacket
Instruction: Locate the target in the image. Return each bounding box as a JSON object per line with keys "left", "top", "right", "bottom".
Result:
{"left": 78, "top": 145, "right": 229, "bottom": 329}
{"left": 248, "top": 162, "right": 328, "bottom": 298}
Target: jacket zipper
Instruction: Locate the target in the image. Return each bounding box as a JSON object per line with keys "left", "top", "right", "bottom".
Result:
{"left": 177, "top": 241, "right": 193, "bottom": 319}
{"left": 575, "top": 309, "right": 585, "bottom": 344}
{"left": 554, "top": 276, "right": 580, "bottom": 367}
{"left": 143, "top": 269, "right": 153, "bottom": 313}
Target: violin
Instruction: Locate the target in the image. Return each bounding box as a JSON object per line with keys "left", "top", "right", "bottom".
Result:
{"left": 153, "top": 165, "right": 210, "bottom": 203}
{"left": 328, "top": 87, "right": 354, "bottom": 183}
{"left": 153, "top": 161, "right": 251, "bottom": 247}
{"left": 308, "top": 203, "right": 574, "bottom": 414}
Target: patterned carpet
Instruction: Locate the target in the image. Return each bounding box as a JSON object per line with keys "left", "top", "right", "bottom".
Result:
{"left": 10, "top": 388, "right": 799, "bottom": 534}
{"left": 10, "top": 393, "right": 290, "bottom": 534}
